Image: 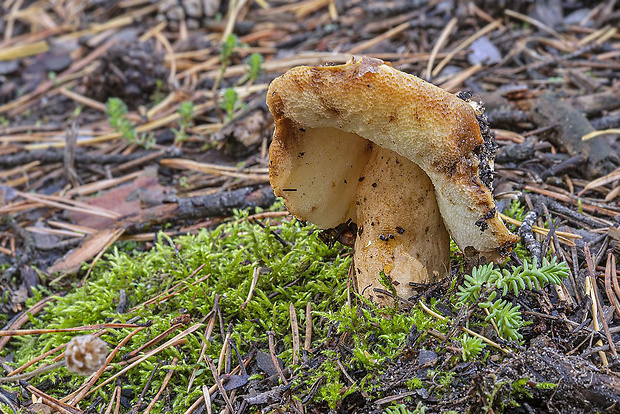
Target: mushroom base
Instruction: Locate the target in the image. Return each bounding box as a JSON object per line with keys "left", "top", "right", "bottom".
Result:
{"left": 354, "top": 147, "right": 451, "bottom": 306}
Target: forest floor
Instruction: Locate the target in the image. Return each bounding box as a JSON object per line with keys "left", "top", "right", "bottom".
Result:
{"left": 1, "top": 0, "right": 620, "bottom": 413}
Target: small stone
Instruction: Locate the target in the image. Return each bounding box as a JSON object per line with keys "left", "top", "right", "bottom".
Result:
{"left": 186, "top": 18, "right": 200, "bottom": 29}
{"left": 418, "top": 349, "right": 437, "bottom": 366}
{"left": 44, "top": 54, "right": 72, "bottom": 72}
{"left": 184, "top": 0, "right": 203, "bottom": 18}
{"left": 468, "top": 36, "right": 501, "bottom": 66}
{"left": 158, "top": 0, "right": 177, "bottom": 12}
{"left": 203, "top": 0, "right": 221, "bottom": 16}
{"left": 0, "top": 60, "right": 19, "bottom": 75}
{"left": 166, "top": 6, "right": 186, "bottom": 21}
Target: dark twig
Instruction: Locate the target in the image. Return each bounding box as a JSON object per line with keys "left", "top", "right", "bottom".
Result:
{"left": 0, "top": 148, "right": 182, "bottom": 169}
{"left": 540, "top": 154, "right": 587, "bottom": 181}
{"left": 205, "top": 355, "right": 235, "bottom": 414}
{"left": 267, "top": 331, "right": 288, "bottom": 385}
{"left": 173, "top": 187, "right": 275, "bottom": 220}
{"left": 584, "top": 245, "right": 617, "bottom": 359}
{"left": 591, "top": 112, "right": 620, "bottom": 130}
{"left": 0, "top": 387, "right": 19, "bottom": 414}
{"left": 519, "top": 210, "right": 541, "bottom": 265}
{"left": 129, "top": 361, "right": 161, "bottom": 414}
{"left": 528, "top": 194, "right": 606, "bottom": 229}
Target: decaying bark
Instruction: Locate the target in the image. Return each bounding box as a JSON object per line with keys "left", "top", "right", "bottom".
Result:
{"left": 174, "top": 186, "right": 276, "bottom": 220}
{"left": 572, "top": 90, "right": 620, "bottom": 117}
{"left": 522, "top": 336, "right": 620, "bottom": 411}
{"left": 530, "top": 94, "right": 619, "bottom": 178}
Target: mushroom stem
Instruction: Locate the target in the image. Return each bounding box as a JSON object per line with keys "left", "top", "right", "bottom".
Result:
{"left": 354, "top": 146, "right": 450, "bottom": 305}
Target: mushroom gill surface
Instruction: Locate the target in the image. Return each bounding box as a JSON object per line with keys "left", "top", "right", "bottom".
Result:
{"left": 267, "top": 57, "right": 517, "bottom": 260}
{"left": 269, "top": 124, "right": 372, "bottom": 228}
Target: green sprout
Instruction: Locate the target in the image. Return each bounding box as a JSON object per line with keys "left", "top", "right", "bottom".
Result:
{"left": 405, "top": 377, "right": 423, "bottom": 390}
{"left": 245, "top": 52, "right": 264, "bottom": 83}
{"left": 172, "top": 101, "right": 195, "bottom": 143}
{"left": 460, "top": 334, "right": 485, "bottom": 361}
{"left": 384, "top": 402, "right": 426, "bottom": 414}
{"left": 220, "top": 33, "right": 239, "bottom": 66}
{"left": 213, "top": 34, "right": 239, "bottom": 93}
{"left": 105, "top": 98, "right": 155, "bottom": 149}
{"left": 536, "top": 382, "right": 558, "bottom": 390}
{"left": 220, "top": 88, "right": 243, "bottom": 121}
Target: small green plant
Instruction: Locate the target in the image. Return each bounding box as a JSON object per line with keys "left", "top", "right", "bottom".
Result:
{"left": 405, "top": 377, "right": 423, "bottom": 390}
{"left": 178, "top": 101, "right": 194, "bottom": 124}
{"left": 105, "top": 98, "right": 155, "bottom": 149}
{"left": 511, "top": 378, "right": 532, "bottom": 399}
{"left": 220, "top": 33, "right": 239, "bottom": 66}
{"left": 314, "top": 357, "right": 351, "bottom": 409}
{"left": 456, "top": 258, "right": 569, "bottom": 341}
{"left": 212, "top": 33, "right": 240, "bottom": 94}
{"left": 106, "top": 97, "right": 130, "bottom": 131}
{"left": 172, "top": 101, "right": 195, "bottom": 143}
{"left": 379, "top": 270, "right": 399, "bottom": 310}
{"left": 460, "top": 334, "right": 485, "bottom": 361}
{"left": 384, "top": 402, "right": 426, "bottom": 414}
{"left": 535, "top": 382, "right": 557, "bottom": 390}
{"left": 505, "top": 199, "right": 526, "bottom": 223}
{"left": 245, "top": 52, "right": 264, "bottom": 83}
{"left": 72, "top": 106, "right": 83, "bottom": 118}
{"left": 178, "top": 176, "right": 190, "bottom": 189}
{"left": 437, "top": 371, "right": 455, "bottom": 388}
{"left": 220, "top": 88, "right": 243, "bottom": 120}
{"left": 150, "top": 79, "right": 167, "bottom": 104}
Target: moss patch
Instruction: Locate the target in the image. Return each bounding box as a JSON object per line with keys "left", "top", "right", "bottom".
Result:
{"left": 0, "top": 200, "right": 568, "bottom": 413}
{"left": 4, "top": 208, "right": 351, "bottom": 412}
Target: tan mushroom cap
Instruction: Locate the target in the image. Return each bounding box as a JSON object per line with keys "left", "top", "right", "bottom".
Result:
{"left": 268, "top": 57, "right": 517, "bottom": 262}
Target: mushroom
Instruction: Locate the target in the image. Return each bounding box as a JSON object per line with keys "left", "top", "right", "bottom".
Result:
{"left": 267, "top": 57, "right": 518, "bottom": 305}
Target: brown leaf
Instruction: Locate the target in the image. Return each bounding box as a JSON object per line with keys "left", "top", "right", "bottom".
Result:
{"left": 68, "top": 167, "right": 169, "bottom": 230}
{"left": 48, "top": 227, "right": 124, "bottom": 275}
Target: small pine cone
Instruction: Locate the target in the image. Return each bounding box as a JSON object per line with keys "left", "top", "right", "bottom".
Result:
{"left": 84, "top": 39, "right": 169, "bottom": 106}
{"left": 65, "top": 335, "right": 108, "bottom": 376}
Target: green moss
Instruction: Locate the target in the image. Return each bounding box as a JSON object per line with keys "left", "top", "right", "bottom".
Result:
{"left": 3, "top": 207, "right": 351, "bottom": 412}
{"left": 437, "top": 371, "right": 455, "bottom": 389}
{"left": 2, "top": 198, "right": 567, "bottom": 412}
{"left": 405, "top": 377, "right": 423, "bottom": 390}
{"left": 535, "top": 381, "right": 557, "bottom": 390}
{"left": 384, "top": 402, "right": 426, "bottom": 414}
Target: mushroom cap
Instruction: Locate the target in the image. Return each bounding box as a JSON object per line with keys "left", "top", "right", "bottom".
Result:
{"left": 268, "top": 57, "right": 518, "bottom": 260}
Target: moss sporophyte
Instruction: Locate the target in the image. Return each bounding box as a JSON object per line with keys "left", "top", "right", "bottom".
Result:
{"left": 2, "top": 201, "right": 567, "bottom": 412}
